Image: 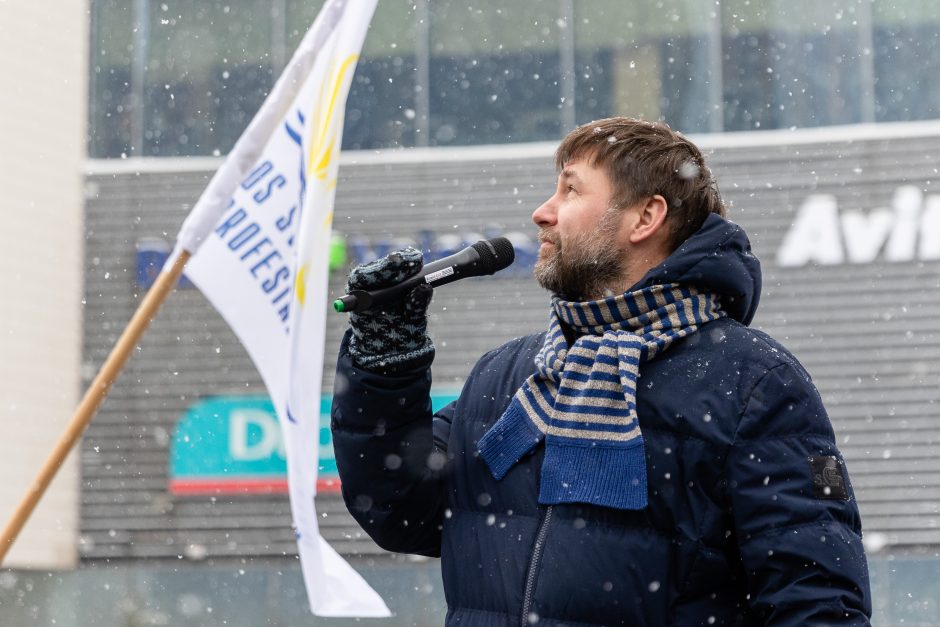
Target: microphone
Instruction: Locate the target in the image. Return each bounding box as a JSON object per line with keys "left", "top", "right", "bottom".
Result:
{"left": 333, "top": 237, "right": 515, "bottom": 313}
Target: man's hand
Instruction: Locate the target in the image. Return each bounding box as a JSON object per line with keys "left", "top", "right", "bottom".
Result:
{"left": 346, "top": 247, "right": 434, "bottom": 372}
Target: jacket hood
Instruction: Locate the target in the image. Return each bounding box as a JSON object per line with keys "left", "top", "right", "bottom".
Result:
{"left": 633, "top": 213, "right": 761, "bottom": 325}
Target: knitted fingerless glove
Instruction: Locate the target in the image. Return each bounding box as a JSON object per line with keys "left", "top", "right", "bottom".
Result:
{"left": 346, "top": 247, "right": 434, "bottom": 372}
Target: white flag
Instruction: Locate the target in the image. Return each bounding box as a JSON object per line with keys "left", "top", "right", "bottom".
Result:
{"left": 167, "top": 0, "right": 389, "bottom": 617}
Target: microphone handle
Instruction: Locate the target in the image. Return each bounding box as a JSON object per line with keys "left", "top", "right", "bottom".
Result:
{"left": 335, "top": 246, "right": 482, "bottom": 312}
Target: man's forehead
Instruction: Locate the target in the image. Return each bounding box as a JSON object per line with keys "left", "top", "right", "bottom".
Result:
{"left": 559, "top": 156, "right": 601, "bottom": 180}
{"left": 559, "top": 147, "right": 603, "bottom": 171}
{"left": 560, "top": 152, "right": 589, "bottom": 169}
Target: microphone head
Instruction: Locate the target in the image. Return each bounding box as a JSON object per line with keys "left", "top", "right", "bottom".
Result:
{"left": 471, "top": 237, "right": 515, "bottom": 274}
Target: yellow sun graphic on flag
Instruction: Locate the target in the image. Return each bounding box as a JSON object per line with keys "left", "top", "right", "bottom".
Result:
{"left": 295, "top": 264, "right": 308, "bottom": 306}
{"left": 306, "top": 53, "right": 360, "bottom": 186}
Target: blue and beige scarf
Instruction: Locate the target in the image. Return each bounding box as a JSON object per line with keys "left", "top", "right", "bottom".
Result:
{"left": 477, "top": 284, "right": 724, "bottom": 511}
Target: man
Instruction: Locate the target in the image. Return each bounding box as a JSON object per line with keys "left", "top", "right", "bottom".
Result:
{"left": 331, "top": 117, "right": 872, "bottom": 625}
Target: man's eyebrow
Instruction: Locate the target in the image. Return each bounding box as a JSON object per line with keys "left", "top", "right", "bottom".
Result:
{"left": 560, "top": 168, "right": 582, "bottom": 183}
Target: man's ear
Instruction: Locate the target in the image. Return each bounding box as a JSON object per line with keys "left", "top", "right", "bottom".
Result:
{"left": 628, "top": 194, "right": 669, "bottom": 245}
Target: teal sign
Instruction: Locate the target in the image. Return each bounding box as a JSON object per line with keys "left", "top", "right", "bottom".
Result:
{"left": 169, "top": 393, "right": 459, "bottom": 495}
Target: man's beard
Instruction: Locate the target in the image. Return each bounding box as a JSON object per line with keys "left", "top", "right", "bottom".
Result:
{"left": 533, "top": 209, "right": 627, "bottom": 301}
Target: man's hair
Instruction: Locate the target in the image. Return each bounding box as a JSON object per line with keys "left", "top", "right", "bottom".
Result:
{"left": 555, "top": 117, "right": 726, "bottom": 252}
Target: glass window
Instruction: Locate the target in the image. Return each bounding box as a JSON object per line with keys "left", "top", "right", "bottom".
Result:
{"left": 428, "top": 1, "right": 563, "bottom": 145}
{"left": 87, "top": 0, "right": 940, "bottom": 158}
{"left": 574, "top": 1, "right": 721, "bottom": 133}
{"left": 144, "top": 0, "right": 276, "bottom": 157}
{"left": 721, "top": 0, "right": 868, "bottom": 131}
{"left": 88, "top": 0, "right": 136, "bottom": 158}
{"left": 345, "top": 0, "right": 419, "bottom": 150}
{"left": 286, "top": 0, "right": 419, "bottom": 150}
{"left": 88, "top": 0, "right": 420, "bottom": 157}
{"left": 872, "top": 0, "right": 940, "bottom": 122}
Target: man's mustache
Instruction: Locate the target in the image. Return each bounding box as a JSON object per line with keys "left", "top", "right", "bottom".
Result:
{"left": 538, "top": 229, "right": 560, "bottom": 247}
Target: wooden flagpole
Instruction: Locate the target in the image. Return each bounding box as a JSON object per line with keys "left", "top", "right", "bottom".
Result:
{"left": 0, "top": 250, "right": 192, "bottom": 564}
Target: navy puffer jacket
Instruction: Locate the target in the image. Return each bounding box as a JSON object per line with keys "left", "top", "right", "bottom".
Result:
{"left": 331, "top": 215, "right": 871, "bottom": 626}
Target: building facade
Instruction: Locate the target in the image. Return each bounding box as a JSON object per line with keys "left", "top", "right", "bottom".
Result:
{"left": 5, "top": 1, "right": 940, "bottom": 623}
{"left": 88, "top": 0, "right": 940, "bottom": 157}
{"left": 78, "top": 121, "right": 940, "bottom": 622}
{"left": 0, "top": 1, "right": 88, "bottom": 570}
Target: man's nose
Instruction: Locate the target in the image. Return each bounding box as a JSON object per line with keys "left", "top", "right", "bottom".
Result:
{"left": 532, "top": 195, "right": 557, "bottom": 227}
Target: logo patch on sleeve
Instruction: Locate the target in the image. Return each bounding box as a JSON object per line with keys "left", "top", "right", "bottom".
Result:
{"left": 808, "top": 455, "right": 849, "bottom": 500}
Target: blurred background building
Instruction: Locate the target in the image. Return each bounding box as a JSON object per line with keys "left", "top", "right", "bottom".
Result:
{"left": 4, "top": 0, "right": 940, "bottom": 625}
{"left": 87, "top": 0, "right": 940, "bottom": 158}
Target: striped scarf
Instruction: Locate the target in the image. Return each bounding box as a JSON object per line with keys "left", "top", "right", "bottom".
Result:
{"left": 477, "top": 284, "right": 724, "bottom": 510}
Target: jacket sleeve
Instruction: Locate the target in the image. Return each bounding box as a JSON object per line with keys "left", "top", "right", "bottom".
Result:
{"left": 331, "top": 330, "right": 453, "bottom": 558}
{"left": 726, "top": 360, "right": 872, "bottom": 626}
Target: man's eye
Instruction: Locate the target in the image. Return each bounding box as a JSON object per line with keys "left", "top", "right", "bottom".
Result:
{"left": 567, "top": 185, "right": 576, "bottom": 193}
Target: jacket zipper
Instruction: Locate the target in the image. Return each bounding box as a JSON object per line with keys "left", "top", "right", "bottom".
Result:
{"left": 520, "top": 505, "right": 553, "bottom": 626}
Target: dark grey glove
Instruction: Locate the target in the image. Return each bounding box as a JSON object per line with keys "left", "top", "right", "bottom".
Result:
{"left": 346, "top": 246, "right": 434, "bottom": 372}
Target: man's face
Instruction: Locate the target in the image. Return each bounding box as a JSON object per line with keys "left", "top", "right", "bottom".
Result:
{"left": 531, "top": 155, "right": 630, "bottom": 301}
